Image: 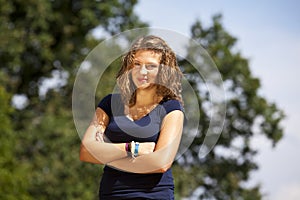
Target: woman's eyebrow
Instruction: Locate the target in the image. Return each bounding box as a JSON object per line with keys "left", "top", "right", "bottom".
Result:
{"left": 134, "top": 60, "right": 159, "bottom": 64}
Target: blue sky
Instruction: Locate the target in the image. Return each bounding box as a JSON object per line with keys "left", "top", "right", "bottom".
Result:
{"left": 135, "top": 0, "right": 300, "bottom": 199}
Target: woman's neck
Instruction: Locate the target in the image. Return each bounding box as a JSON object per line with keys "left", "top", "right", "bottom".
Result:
{"left": 135, "top": 87, "right": 159, "bottom": 107}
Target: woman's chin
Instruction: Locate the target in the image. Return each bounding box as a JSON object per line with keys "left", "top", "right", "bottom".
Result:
{"left": 136, "top": 83, "right": 155, "bottom": 90}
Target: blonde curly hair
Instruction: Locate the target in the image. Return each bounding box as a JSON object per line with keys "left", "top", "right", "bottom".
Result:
{"left": 116, "top": 35, "right": 183, "bottom": 106}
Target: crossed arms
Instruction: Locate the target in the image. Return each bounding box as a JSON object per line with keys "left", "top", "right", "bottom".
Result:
{"left": 80, "top": 107, "right": 184, "bottom": 174}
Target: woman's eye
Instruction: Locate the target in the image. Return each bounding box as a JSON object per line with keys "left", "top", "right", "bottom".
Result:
{"left": 134, "top": 63, "right": 141, "bottom": 68}
{"left": 146, "top": 64, "right": 158, "bottom": 70}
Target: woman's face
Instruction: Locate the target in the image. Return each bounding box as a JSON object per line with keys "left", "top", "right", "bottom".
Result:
{"left": 131, "top": 50, "right": 161, "bottom": 90}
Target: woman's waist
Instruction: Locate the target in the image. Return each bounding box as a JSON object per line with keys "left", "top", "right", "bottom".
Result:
{"left": 102, "top": 165, "right": 174, "bottom": 186}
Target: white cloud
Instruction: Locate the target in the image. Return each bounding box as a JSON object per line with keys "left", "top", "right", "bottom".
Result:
{"left": 274, "top": 183, "right": 300, "bottom": 200}
{"left": 250, "top": 133, "right": 300, "bottom": 200}
{"left": 39, "top": 70, "right": 69, "bottom": 99}
{"left": 12, "top": 94, "right": 29, "bottom": 110}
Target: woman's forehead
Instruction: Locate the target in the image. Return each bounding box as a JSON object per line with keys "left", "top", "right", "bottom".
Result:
{"left": 134, "top": 50, "right": 162, "bottom": 61}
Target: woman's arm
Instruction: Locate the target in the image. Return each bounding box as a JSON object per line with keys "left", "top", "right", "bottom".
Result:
{"left": 107, "top": 110, "right": 184, "bottom": 173}
{"left": 79, "top": 108, "right": 128, "bottom": 164}
{"left": 80, "top": 108, "right": 155, "bottom": 164}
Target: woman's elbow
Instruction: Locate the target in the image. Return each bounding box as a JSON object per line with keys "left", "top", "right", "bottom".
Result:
{"left": 150, "top": 151, "right": 176, "bottom": 173}
{"left": 152, "top": 160, "right": 173, "bottom": 173}
{"left": 79, "top": 144, "right": 89, "bottom": 162}
{"left": 79, "top": 144, "right": 102, "bottom": 164}
{"left": 156, "top": 166, "right": 171, "bottom": 173}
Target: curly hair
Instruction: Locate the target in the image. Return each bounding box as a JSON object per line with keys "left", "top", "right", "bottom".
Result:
{"left": 116, "top": 35, "right": 183, "bottom": 106}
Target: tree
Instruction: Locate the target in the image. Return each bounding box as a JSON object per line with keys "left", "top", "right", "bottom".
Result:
{"left": 0, "top": 84, "right": 31, "bottom": 200}
{"left": 173, "top": 14, "right": 284, "bottom": 199}
{"left": 0, "top": 0, "right": 146, "bottom": 199}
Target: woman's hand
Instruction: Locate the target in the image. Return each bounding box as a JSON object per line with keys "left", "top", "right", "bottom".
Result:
{"left": 138, "top": 142, "right": 155, "bottom": 156}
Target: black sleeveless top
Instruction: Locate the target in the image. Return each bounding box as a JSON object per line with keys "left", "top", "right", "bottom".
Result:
{"left": 97, "top": 94, "right": 183, "bottom": 200}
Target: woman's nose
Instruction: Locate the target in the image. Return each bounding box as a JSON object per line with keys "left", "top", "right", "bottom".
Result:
{"left": 140, "top": 65, "right": 147, "bottom": 75}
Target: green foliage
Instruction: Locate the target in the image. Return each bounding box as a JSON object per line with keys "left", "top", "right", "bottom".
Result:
{"left": 0, "top": 85, "right": 31, "bottom": 200}
{"left": 16, "top": 90, "right": 103, "bottom": 199}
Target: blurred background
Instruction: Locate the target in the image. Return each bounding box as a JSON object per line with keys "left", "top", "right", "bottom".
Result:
{"left": 0, "top": 0, "right": 298, "bottom": 199}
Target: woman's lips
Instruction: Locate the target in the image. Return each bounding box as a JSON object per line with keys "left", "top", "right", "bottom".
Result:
{"left": 138, "top": 77, "right": 148, "bottom": 83}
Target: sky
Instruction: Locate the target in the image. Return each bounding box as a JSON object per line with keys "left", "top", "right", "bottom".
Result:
{"left": 134, "top": 0, "right": 300, "bottom": 199}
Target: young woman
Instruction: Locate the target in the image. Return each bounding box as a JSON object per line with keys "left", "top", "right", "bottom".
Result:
{"left": 80, "top": 35, "right": 184, "bottom": 199}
